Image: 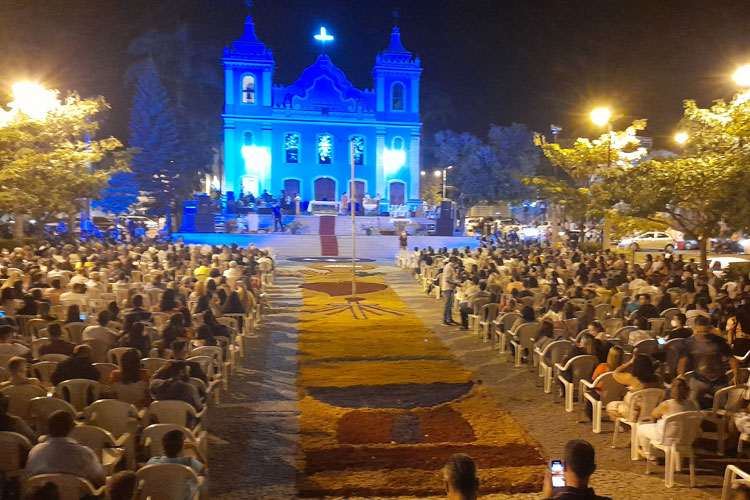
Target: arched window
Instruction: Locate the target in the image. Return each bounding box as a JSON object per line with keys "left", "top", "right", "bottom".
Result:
{"left": 351, "top": 136, "right": 365, "bottom": 166}
{"left": 243, "top": 131, "right": 253, "bottom": 146}
{"left": 285, "top": 133, "right": 300, "bottom": 163}
{"left": 317, "top": 134, "right": 333, "bottom": 164}
{"left": 242, "top": 75, "right": 255, "bottom": 104}
{"left": 392, "top": 136, "right": 404, "bottom": 150}
{"left": 392, "top": 82, "right": 404, "bottom": 110}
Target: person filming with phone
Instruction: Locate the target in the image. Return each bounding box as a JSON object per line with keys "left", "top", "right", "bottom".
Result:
{"left": 542, "top": 440, "right": 611, "bottom": 500}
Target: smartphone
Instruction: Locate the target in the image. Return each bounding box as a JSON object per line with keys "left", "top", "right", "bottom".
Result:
{"left": 550, "top": 460, "right": 565, "bottom": 488}
{"left": 0, "top": 311, "right": 5, "bottom": 317}
{"left": 79, "top": 314, "right": 86, "bottom": 321}
{"left": 657, "top": 337, "right": 667, "bottom": 345}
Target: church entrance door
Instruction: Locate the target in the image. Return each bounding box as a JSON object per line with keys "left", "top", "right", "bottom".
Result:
{"left": 353, "top": 181, "right": 365, "bottom": 203}
{"left": 314, "top": 177, "right": 335, "bottom": 201}
{"left": 242, "top": 175, "right": 259, "bottom": 198}
{"left": 389, "top": 181, "right": 405, "bottom": 206}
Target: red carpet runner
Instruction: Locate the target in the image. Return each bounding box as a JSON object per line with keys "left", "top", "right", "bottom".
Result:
{"left": 319, "top": 216, "right": 338, "bottom": 256}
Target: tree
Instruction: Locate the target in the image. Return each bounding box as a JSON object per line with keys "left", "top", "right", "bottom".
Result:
{"left": 126, "top": 25, "right": 221, "bottom": 207}
{"left": 94, "top": 170, "right": 139, "bottom": 215}
{"left": 128, "top": 58, "right": 187, "bottom": 212}
{"left": 0, "top": 92, "right": 130, "bottom": 237}
{"left": 529, "top": 120, "right": 648, "bottom": 240}
{"left": 433, "top": 123, "right": 539, "bottom": 211}
{"left": 599, "top": 92, "right": 750, "bottom": 269}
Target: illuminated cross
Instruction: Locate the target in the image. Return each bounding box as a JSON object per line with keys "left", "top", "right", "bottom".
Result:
{"left": 314, "top": 27, "right": 334, "bottom": 53}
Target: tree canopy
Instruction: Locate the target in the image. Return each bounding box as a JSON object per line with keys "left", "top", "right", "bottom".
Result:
{"left": 0, "top": 91, "right": 130, "bottom": 233}
{"left": 433, "top": 123, "right": 539, "bottom": 210}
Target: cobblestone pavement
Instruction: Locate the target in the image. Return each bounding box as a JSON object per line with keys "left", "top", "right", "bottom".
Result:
{"left": 205, "top": 263, "right": 743, "bottom": 499}
{"left": 207, "top": 273, "right": 302, "bottom": 499}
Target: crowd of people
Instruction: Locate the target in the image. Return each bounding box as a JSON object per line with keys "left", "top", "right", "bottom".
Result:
{"left": 404, "top": 240, "right": 750, "bottom": 496}
{"left": 0, "top": 239, "right": 273, "bottom": 499}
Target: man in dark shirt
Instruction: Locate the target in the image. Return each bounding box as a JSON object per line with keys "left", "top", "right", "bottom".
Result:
{"left": 632, "top": 294, "right": 659, "bottom": 321}
{"left": 38, "top": 322, "right": 75, "bottom": 357}
{"left": 170, "top": 339, "right": 207, "bottom": 383}
{"left": 123, "top": 294, "right": 153, "bottom": 331}
{"left": 541, "top": 440, "right": 611, "bottom": 500}
{"left": 666, "top": 313, "right": 692, "bottom": 340}
{"left": 51, "top": 344, "right": 100, "bottom": 385}
{"left": 678, "top": 315, "right": 739, "bottom": 407}
{"left": 150, "top": 361, "right": 202, "bottom": 411}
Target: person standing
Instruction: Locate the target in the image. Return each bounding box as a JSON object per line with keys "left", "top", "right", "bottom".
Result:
{"left": 341, "top": 192, "right": 349, "bottom": 214}
{"left": 441, "top": 257, "right": 459, "bottom": 325}
{"left": 272, "top": 203, "right": 285, "bottom": 232}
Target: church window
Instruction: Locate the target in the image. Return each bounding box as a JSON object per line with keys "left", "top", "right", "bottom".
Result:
{"left": 243, "top": 131, "right": 253, "bottom": 146}
{"left": 317, "top": 134, "right": 333, "bottom": 164}
{"left": 351, "top": 136, "right": 365, "bottom": 166}
{"left": 393, "top": 136, "right": 404, "bottom": 150}
{"left": 392, "top": 82, "right": 404, "bottom": 110}
{"left": 285, "top": 133, "right": 300, "bottom": 163}
{"left": 242, "top": 75, "right": 256, "bottom": 104}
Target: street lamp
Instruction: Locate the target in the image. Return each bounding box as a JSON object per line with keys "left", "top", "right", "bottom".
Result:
{"left": 591, "top": 107, "right": 613, "bottom": 250}
{"left": 674, "top": 132, "right": 688, "bottom": 145}
{"left": 438, "top": 166, "right": 452, "bottom": 198}
{"left": 733, "top": 65, "right": 750, "bottom": 87}
{"left": 8, "top": 81, "right": 59, "bottom": 119}
{"left": 590, "top": 107, "right": 612, "bottom": 128}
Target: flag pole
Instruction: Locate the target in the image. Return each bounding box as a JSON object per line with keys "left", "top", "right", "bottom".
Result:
{"left": 350, "top": 140, "right": 357, "bottom": 298}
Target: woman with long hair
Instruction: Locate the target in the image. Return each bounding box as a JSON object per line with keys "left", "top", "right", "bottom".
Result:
{"left": 162, "top": 313, "right": 186, "bottom": 349}
{"left": 116, "top": 322, "right": 150, "bottom": 358}
{"left": 606, "top": 354, "right": 661, "bottom": 421}
{"left": 109, "top": 348, "right": 150, "bottom": 408}
{"left": 635, "top": 377, "right": 698, "bottom": 457}
{"left": 158, "top": 288, "right": 177, "bottom": 312}
{"left": 65, "top": 304, "right": 82, "bottom": 324}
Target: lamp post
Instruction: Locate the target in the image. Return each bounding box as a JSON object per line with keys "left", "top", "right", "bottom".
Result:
{"left": 733, "top": 65, "right": 750, "bottom": 87}
{"left": 590, "top": 107, "right": 613, "bottom": 249}
{"left": 437, "top": 165, "right": 453, "bottom": 199}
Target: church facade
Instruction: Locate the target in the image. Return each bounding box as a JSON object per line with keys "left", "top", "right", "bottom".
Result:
{"left": 221, "top": 14, "right": 422, "bottom": 208}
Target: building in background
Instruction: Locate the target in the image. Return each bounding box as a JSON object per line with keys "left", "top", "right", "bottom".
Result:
{"left": 221, "top": 11, "right": 422, "bottom": 209}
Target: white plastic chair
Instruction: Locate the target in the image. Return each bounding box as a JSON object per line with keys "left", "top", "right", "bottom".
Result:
{"left": 69, "top": 424, "right": 127, "bottom": 473}
{"left": 28, "top": 396, "right": 81, "bottom": 433}
{"left": 144, "top": 400, "right": 206, "bottom": 432}
{"left": 578, "top": 372, "right": 626, "bottom": 434}
{"left": 644, "top": 411, "right": 704, "bottom": 487}
{"left": 29, "top": 361, "right": 57, "bottom": 388}
{"left": 85, "top": 399, "right": 139, "bottom": 469}
{"left": 135, "top": 463, "right": 204, "bottom": 500}
{"left": 26, "top": 473, "right": 105, "bottom": 500}
{"left": 190, "top": 346, "right": 229, "bottom": 390}
{"left": 30, "top": 338, "right": 52, "bottom": 359}
{"left": 0, "top": 431, "right": 32, "bottom": 481}
{"left": 0, "top": 384, "right": 47, "bottom": 419}
{"left": 62, "top": 322, "right": 87, "bottom": 344}
{"left": 493, "top": 312, "right": 521, "bottom": 353}
{"left": 38, "top": 353, "right": 69, "bottom": 363}
{"left": 93, "top": 362, "right": 119, "bottom": 385}
{"left": 538, "top": 341, "right": 573, "bottom": 393}
{"left": 140, "top": 423, "right": 208, "bottom": 464}
{"left": 141, "top": 357, "right": 168, "bottom": 377}
{"left": 477, "top": 303, "right": 499, "bottom": 342}
{"left": 703, "top": 385, "right": 746, "bottom": 456}
{"left": 612, "top": 387, "right": 666, "bottom": 461}
{"left": 722, "top": 464, "right": 750, "bottom": 500}
{"left": 54, "top": 379, "right": 102, "bottom": 411}
{"left": 555, "top": 355, "right": 599, "bottom": 412}
{"left": 509, "top": 322, "right": 540, "bottom": 368}
{"left": 107, "top": 347, "right": 133, "bottom": 366}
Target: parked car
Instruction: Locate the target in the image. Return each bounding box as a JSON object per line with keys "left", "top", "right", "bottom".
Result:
{"left": 617, "top": 231, "right": 675, "bottom": 252}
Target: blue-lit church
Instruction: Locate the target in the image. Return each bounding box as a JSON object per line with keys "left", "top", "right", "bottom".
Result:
{"left": 221, "top": 13, "right": 422, "bottom": 209}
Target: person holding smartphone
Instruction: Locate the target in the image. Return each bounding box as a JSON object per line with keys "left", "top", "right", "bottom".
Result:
{"left": 541, "top": 440, "right": 611, "bottom": 500}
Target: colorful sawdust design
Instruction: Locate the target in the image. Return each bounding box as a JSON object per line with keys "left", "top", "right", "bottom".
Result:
{"left": 296, "top": 267, "right": 545, "bottom": 497}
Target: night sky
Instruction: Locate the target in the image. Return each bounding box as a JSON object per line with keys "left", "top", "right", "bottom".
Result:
{"left": 1, "top": 0, "right": 749, "bottom": 150}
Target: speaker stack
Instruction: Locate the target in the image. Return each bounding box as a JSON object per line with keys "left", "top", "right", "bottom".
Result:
{"left": 194, "top": 194, "right": 215, "bottom": 233}
{"left": 435, "top": 200, "right": 454, "bottom": 236}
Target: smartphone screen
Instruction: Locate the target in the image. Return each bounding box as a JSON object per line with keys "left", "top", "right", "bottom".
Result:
{"left": 0, "top": 311, "right": 5, "bottom": 317}
{"left": 657, "top": 337, "right": 667, "bottom": 345}
{"left": 80, "top": 314, "right": 86, "bottom": 321}
{"left": 550, "top": 460, "right": 565, "bottom": 488}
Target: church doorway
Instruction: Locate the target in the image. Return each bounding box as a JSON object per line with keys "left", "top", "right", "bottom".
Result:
{"left": 353, "top": 180, "right": 365, "bottom": 203}
{"left": 241, "top": 175, "right": 259, "bottom": 198}
{"left": 283, "top": 179, "right": 300, "bottom": 199}
{"left": 389, "top": 181, "right": 405, "bottom": 206}
{"left": 314, "top": 177, "right": 336, "bottom": 201}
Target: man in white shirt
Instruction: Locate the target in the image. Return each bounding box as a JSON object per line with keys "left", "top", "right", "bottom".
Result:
{"left": 223, "top": 261, "right": 243, "bottom": 287}
{"left": 59, "top": 283, "right": 89, "bottom": 309}
{"left": 441, "top": 257, "right": 459, "bottom": 325}
{"left": 82, "top": 311, "right": 118, "bottom": 348}
{"left": 25, "top": 410, "right": 105, "bottom": 487}
{"left": 0, "top": 325, "right": 30, "bottom": 368}
{"left": 69, "top": 269, "right": 88, "bottom": 285}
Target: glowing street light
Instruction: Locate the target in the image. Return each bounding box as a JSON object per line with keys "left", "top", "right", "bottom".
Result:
{"left": 590, "top": 107, "right": 612, "bottom": 127}
{"left": 434, "top": 170, "right": 442, "bottom": 177}
{"left": 674, "top": 132, "right": 688, "bottom": 145}
{"left": 733, "top": 65, "right": 750, "bottom": 87}
{"left": 8, "top": 81, "right": 59, "bottom": 120}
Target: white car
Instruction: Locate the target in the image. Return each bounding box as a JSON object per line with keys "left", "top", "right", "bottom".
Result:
{"left": 618, "top": 231, "right": 675, "bottom": 252}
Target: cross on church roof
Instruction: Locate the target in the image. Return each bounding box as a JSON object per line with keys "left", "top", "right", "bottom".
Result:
{"left": 314, "top": 27, "right": 334, "bottom": 53}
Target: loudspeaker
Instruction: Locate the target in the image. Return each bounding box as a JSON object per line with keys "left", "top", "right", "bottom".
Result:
{"left": 440, "top": 201, "right": 453, "bottom": 219}
{"left": 196, "top": 195, "right": 213, "bottom": 215}
{"left": 194, "top": 214, "right": 215, "bottom": 233}
{"left": 226, "top": 191, "right": 236, "bottom": 214}
{"left": 435, "top": 218, "right": 454, "bottom": 236}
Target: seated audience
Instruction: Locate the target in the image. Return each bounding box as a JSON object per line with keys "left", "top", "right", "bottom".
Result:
{"left": 109, "top": 348, "right": 151, "bottom": 408}
{"left": 51, "top": 344, "right": 100, "bottom": 385}
{"left": 38, "top": 322, "right": 75, "bottom": 357}
{"left": 146, "top": 429, "right": 205, "bottom": 474}
{"left": 0, "top": 392, "right": 37, "bottom": 441}
{"left": 636, "top": 377, "right": 699, "bottom": 457}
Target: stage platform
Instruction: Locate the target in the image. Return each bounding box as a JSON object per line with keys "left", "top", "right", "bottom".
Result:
{"left": 170, "top": 233, "right": 478, "bottom": 260}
